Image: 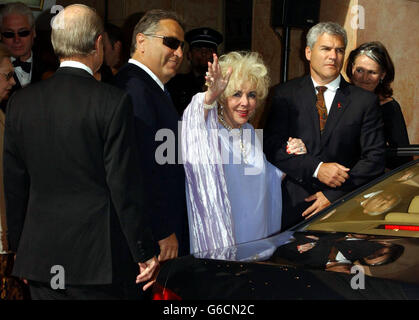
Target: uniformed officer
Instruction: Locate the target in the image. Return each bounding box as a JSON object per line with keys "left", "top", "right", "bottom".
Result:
{"left": 167, "top": 27, "right": 223, "bottom": 115}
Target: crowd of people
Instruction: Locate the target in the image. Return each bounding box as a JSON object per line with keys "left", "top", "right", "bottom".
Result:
{"left": 0, "top": 2, "right": 413, "bottom": 300}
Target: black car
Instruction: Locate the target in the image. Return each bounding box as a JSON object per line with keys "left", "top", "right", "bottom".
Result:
{"left": 152, "top": 160, "right": 419, "bottom": 300}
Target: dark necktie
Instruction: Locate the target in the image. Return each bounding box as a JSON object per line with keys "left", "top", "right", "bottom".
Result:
{"left": 13, "top": 58, "right": 31, "bottom": 73}
{"left": 316, "top": 86, "right": 328, "bottom": 133}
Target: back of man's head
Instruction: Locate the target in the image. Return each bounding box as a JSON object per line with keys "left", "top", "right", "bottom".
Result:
{"left": 130, "top": 9, "right": 184, "bottom": 56}
{"left": 306, "top": 22, "right": 347, "bottom": 49}
{"left": 51, "top": 4, "right": 103, "bottom": 59}
{"left": 0, "top": 1, "right": 35, "bottom": 29}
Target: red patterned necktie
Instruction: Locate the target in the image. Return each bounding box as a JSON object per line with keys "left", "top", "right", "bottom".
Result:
{"left": 316, "top": 86, "right": 328, "bottom": 133}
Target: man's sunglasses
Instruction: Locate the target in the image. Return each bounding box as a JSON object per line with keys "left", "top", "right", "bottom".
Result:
{"left": 144, "top": 34, "right": 184, "bottom": 50}
{"left": 1, "top": 30, "right": 31, "bottom": 39}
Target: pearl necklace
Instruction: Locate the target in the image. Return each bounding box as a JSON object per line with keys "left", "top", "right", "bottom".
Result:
{"left": 218, "top": 109, "right": 248, "bottom": 164}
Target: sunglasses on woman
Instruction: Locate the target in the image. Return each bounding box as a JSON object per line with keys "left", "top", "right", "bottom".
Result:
{"left": 144, "top": 34, "right": 184, "bottom": 50}
{"left": 1, "top": 30, "right": 31, "bottom": 38}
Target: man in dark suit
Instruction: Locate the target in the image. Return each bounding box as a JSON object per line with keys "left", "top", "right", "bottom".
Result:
{"left": 0, "top": 2, "right": 46, "bottom": 98}
{"left": 264, "top": 22, "right": 385, "bottom": 230}
{"left": 115, "top": 10, "right": 189, "bottom": 259}
{"left": 4, "top": 4, "right": 159, "bottom": 300}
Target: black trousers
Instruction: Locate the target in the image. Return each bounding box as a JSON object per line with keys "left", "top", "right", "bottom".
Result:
{"left": 28, "top": 280, "right": 146, "bottom": 300}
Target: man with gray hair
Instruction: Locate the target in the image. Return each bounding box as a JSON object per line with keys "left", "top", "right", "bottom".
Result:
{"left": 264, "top": 21, "right": 385, "bottom": 229}
{"left": 0, "top": 2, "right": 45, "bottom": 99}
{"left": 115, "top": 9, "right": 190, "bottom": 259}
{"left": 4, "top": 4, "right": 159, "bottom": 299}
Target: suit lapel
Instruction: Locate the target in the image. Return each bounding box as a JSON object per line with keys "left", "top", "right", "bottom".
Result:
{"left": 299, "top": 76, "right": 322, "bottom": 142}
{"left": 132, "top": 64, "right": 163, "bottom": 93}
{"left": 129, "top": 64, "right": 179, "bottom": 117}
{"left": 322, "top": 77, "right": 351, "bottom": 145}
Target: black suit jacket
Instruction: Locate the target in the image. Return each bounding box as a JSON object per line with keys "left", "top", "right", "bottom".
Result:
{"left": 4, "top": 67, "right": 157, "bottom": 285}
{"left": 264, "top": 75, "right": 386, "bottom": 229}
{"left": 115, "top": 63, "right": 189, "bottom": 255}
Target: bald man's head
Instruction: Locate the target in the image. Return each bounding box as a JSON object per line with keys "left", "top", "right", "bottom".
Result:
{"left": 51, "top": 4, "right": 104, "bottom": 59}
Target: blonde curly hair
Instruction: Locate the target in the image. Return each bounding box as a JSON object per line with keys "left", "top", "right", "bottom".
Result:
{"left": 217, "top": 51, "right": 270, "bottom": 107}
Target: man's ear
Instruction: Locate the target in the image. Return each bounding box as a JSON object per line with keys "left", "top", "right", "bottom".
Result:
{"left": 95, "top": 34, "right": 103, "bottom": 51}
{"left": 136, "top": 33, "right": 146, "bottom": 53}
{"left": 93, "top": 34, "right": 103, "bottom": 58}
{"left": 305, "top": 46, "right": 311, "bottom": 62}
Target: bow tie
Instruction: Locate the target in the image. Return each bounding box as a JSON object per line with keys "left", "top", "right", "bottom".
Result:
{"left": 13, "top": 59, "right": 31, "bottom": 73}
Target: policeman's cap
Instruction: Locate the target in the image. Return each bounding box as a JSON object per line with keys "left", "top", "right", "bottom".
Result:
{"left": 185, "top": 27, "right": 223, "bottom": 50}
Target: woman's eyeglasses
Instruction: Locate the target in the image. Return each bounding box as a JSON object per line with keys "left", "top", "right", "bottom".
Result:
{"left": 1, "top": 30, "right": 31, "bottom": 39}
{"left": 0, "top": 71, "right": 14, "bottom": 81}
{"left": 144, "top": 34, "right": 184, "bottom": 50}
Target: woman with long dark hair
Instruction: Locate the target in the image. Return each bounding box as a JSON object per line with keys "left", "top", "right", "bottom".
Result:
{"left": 346, "top": 41, "right": 412, "bottom": 169}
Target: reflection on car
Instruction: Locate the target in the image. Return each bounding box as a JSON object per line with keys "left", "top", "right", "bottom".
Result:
{"left": 153, "top": 161, "right": 419, "bottom": 300}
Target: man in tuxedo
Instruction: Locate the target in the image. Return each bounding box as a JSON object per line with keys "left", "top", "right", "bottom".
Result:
{"left": 115, "top": 9, "right": 189, "bottom": 259}
{"left": 4, "top": 4, "right": 159, "bottom": 300}
{"left": 264, "top": 22, "right": 385, "bottom": 230}
{"left": 0, "top": 2, "right": 45, "bottom": 97}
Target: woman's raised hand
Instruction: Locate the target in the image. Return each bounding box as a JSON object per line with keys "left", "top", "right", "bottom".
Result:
{"left": 204, "top": 54, "right": 232, "bottom": 105}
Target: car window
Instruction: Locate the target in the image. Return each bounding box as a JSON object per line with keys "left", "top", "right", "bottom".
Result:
{"left": 303, "top": 162, "right": 419, "bottom": 238}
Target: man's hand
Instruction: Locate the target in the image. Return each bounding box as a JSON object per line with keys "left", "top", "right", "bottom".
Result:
{"left": 302, "top": 192, "right": 331, "bottom": 219}
{"left": 158, "top": 233, "right": 178, "bottom": 262}
{"left": 325, "top": 262, "right": 352, "bottom": 274}
{"left": 297, "top": 242, "right": 316, "bottom": 254}
{"left": 317, "top": 162, "right": 350, "bottom": 188}
{"left": 136, "top": 256, "right": 159, "bottom": 291}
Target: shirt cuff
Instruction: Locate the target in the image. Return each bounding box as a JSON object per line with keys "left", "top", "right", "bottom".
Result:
{"left": 313, "top": 162, "right": 323, "bottom": 178}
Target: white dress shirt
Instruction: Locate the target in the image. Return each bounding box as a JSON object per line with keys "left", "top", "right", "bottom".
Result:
{"left": 11, "top": 53, "right": 33, "bottom": 87}
{"left": 60, "top": 60, "right": 94, "bottom": 76}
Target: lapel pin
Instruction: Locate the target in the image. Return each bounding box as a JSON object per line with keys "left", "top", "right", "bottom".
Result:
{"left": 337, "top": 102, "right": 342, "bottom": 109}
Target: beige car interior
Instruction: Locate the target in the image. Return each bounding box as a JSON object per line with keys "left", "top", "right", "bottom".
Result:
{"left": 307, "top": 195, "right": 419, "bottom": 238}
{"left": 385, "top": 195, "right": 419, "bottom": 222}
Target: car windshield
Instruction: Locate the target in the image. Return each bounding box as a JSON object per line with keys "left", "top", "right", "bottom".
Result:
{"left": 302, "top": 162, "right": 419, "bottom": 238}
